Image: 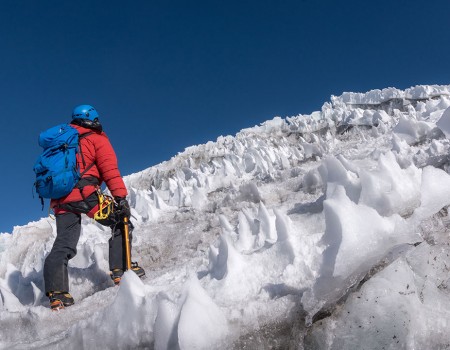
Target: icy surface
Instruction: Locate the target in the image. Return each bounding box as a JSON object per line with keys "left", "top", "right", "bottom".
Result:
{"left": 2, "top": 84, "right": 450, "bottom": 349}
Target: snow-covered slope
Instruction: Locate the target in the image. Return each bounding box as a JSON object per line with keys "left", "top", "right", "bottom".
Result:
{"left": 2, "top": 84, "right": 450, "bottom": 349}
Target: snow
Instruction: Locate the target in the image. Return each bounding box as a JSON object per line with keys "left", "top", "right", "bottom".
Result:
{"left": 436, "top": 106, "right": 450, "bottom": 139}
{"left": 2, "top": 84, "right": 450, "bottom": 349}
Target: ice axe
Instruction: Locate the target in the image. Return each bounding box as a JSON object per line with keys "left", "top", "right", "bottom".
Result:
{"left": 123, "top": 216, "right": 132, "bottom": 271}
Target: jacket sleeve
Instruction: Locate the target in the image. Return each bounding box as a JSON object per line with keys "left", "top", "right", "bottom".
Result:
{"left": 94, "top": 133, "right": 128, "bottom": 198}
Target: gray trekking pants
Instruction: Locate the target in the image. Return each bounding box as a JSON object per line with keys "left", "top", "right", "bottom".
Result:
{"left": 43, "top": 211, "right": 128, "bottom": 294}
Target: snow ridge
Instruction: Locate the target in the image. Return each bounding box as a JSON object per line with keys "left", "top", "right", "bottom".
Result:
{"left": 125, "top": 85, "right": 450, "bottom": 224}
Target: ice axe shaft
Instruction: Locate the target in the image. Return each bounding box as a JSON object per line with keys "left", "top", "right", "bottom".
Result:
{"left": 123, "top": 216, "right": 132, "bottom": 270}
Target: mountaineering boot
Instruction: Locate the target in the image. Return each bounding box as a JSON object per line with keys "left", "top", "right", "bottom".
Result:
{"left": 110, "top": 268, "right": 124, "bottom": 285}
{"left": 110, "top": 262, "right": 146, "bottom": 285}
{"left": 48, "top": 291, "right": 75, "bottom": 311}
{"left": 131, "top": 262, "right": 146, "bottom": 278}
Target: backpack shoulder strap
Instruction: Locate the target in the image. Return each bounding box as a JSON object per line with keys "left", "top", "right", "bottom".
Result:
{"left": 79, "top": 131, "right": 95, "bottom": 139}
{"left": 78, "top": 131, "right": 96, "bottom": 174}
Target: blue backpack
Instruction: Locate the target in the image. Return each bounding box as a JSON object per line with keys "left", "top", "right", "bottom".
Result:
{"left": 33, "top": 124, "right": 93, "bottom": 201}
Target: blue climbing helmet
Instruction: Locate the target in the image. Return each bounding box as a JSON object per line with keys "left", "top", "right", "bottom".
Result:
{"left": 72, "top": 104, "right": 99, "bottom": 121}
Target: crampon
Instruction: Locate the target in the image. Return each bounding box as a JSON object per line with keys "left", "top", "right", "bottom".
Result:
{"left": 110, "top": 262, "right": 146, "bottom": 285}
{"left": 48, "top": 292, "right": 75, "bottom": 311}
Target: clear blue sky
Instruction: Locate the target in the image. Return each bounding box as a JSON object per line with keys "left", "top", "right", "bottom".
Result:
{"left": 1, "top": 0, "right": 449, "bottom": 233}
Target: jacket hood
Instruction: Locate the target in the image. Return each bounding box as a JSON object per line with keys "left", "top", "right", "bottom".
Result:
{"left": 71, "top": 118, "right": 103, "bottom": 133}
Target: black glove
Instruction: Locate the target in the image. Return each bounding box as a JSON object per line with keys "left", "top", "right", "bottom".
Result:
{"left": 114, "top": 197, "right": 131, "bottom": 218}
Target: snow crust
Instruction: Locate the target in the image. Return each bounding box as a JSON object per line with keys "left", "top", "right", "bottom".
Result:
{"left": 2, "top": 84, "right": 450, "bottom": 349}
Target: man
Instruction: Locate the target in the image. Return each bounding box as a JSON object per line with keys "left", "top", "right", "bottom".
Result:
{"left": 43, "top": 104, "right": 145, "bottom": 310}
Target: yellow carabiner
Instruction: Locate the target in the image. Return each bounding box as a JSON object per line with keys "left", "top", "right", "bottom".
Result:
{"left": 94, "top": 189, "right": 113, "bottom": 221}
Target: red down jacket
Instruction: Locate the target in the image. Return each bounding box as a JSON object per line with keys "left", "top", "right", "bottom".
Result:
{"left": 51, "top": 124, "right": 128, "bottom": 214}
